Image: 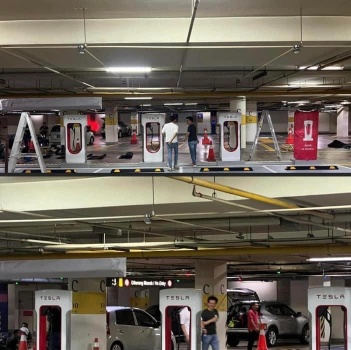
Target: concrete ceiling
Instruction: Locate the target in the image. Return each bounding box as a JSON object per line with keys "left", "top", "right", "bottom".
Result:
{"left": 1, "top": 176, "right": 351, "bottom": 281}
{"left": 0, "top": 1, "right": 351, "bottom": 112}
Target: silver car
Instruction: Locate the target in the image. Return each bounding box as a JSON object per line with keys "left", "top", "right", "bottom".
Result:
{"left": 106, "top": 306, "right": 176, "bottom": 350}
{"left": 227, "top": 301, "right": 309, "bottom": 347}
{"left": 49, "top": 124, "right": 94, "bottom": 146}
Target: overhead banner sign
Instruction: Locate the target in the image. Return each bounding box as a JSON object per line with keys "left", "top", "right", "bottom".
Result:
{"left": 294, "top": 110, "right": 319, "bottom": 160}
{"left": 107, "top": 277, "right": 173, "bottom": 288}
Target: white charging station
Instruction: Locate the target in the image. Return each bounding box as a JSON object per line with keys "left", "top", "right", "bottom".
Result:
{"left": 141, "top": 113, "right": 165, "bottom": 163}
{"left": 218, "top": 112, "right": 241, "bottom": 161}
{"left": 160, "top": 288, "right": 202, "bottom": 350}
{"left": 35, "top": 289, "right": 106, "bottom": 350}
{"left": 308, "top": 287, "right": 351, "bottom": 350}
{"left": 63, "top": 115, "right": 87, "bottom": 164}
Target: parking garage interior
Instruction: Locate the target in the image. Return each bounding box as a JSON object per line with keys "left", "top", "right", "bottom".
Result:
{"left": 1, "top": 1, "right": 351, "bottom": 350}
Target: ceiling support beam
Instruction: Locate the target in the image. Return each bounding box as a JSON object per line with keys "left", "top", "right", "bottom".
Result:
{"left": 0, "top": 243, "right": 350, "bottom": 260}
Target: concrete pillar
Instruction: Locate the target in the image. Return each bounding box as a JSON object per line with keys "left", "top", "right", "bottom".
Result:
{"left": 337, "top": 107, "right": 349, "bottom": 137}
{"left": 105, "top": 107, "right": 118, "bottom": 144}
{"left": 288, "top": 110, "right": 295, "bottom": 134}
{"left": 130, "top": 111, "right": 140, "bottom": 135}
{"left": 246, "top": 101, "right": 257, "bottom": 142}
{"left": 195, "top": 261, "right": 227, "bottom": 350}
{"left": 67, "top": 278, "right": 106, "bottom": 349}
{"left": 230, "top": 98, "right": 246, "bottom": 148}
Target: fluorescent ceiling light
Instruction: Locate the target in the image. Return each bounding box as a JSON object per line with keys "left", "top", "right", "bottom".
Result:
{"left": 299, "top": 65, "right": 344, "bottom": 71}
{"left": 307, "top": 257, "right": 351, "bottom": 262}
{"left": 124, "top": 97, "right": 153, "bottom": 100}
{"left": 321, "top": 66, "right": 344, "bottom": 70}
{"left": 263, "top": 84, "right": 340, "bottom": 88}
{"left": 106, "top": 67, "right": 152, "bottom": 73}
{"left": 141, "top": 104, "right": 151, "bottom": 106}
{"left": 185, "top": 103, "right": 198, "bottom": 106}
{"left": 87, "top": 87, "right": 169, "bottom": 91}
{"left": 299, "top": 66, "right": 319, "bottom": 70}
{"left": 164, "top": 103, "right": 183, "bottom": 106}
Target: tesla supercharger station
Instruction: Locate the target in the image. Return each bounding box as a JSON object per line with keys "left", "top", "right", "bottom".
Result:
{"left": 160, "top": 288, "right": 202, "bottom": 350}
{"left": 308, "top": 287, "right": 351, "bottom": 350}
{"left": 218, "top": 112, "right": 241, "bottom": 161}
{"left": 35, "top": 289, "right": 106, "bottom": 350}
{"left": 63, "top": 115, "right": 87, "bottom": 164}
{"left": 141, "top": 113, "right": 165, "bottom": 163}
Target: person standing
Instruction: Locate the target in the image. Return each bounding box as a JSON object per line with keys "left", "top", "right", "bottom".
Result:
{"left": 201, "top": 295, "right": 219, "bottom": 350}
{"left": 184, "top": 116, "right": 198, "bottom": 167}
{"left": 179, "top": 306, "right": 191, "bottom": 349}
{"left": 247, "top": 302, "right": 260, "bottom": 350}
{"left": 161, "top": 115, "right": 178, "bottom": 170}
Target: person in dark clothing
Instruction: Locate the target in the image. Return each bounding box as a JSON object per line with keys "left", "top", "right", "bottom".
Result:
{"left": 5, "top": 330, "right": 20, "bottom": 350}
{"left": 47, "top": 307, "right": 61, "bottom": 350}
{"left": 201, "top": 295, "right": 219, "bottom": 350}
{"left": 184, "top": 116, "right": 198, "bottom": 167}
{"left": 39, "top": 122, "right": 49, "bottom": 138}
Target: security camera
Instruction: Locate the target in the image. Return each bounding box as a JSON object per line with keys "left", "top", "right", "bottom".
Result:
{"left": 77, "top": 44, "right": 87, "bottom": 55}
{"left": 144, "top": 213, "right": 152, "bottom": 225}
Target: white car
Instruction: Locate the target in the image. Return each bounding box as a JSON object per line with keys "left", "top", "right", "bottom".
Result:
{"left": 106, "top": 306, "right": 176, "bottom": 350}
{"left": 49, "top": 124, "right": 95, "bottom": 146}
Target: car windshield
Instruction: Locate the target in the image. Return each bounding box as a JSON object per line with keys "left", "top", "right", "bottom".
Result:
{"left": 51, "top": 125, "right": 60, "bottom": 132}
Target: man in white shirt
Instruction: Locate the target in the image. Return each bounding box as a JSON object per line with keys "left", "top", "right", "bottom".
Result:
{"left": 161, "top": 115, "right": 178, "bottom": 170}
{"left": 179, "top": 306, "right": 190, "bottom": 348}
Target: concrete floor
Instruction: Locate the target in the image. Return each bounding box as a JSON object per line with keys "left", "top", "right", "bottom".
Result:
{"left": 4, "top": 133, "right": 351, "bottom": 174}
{"left": 174, "top": 340, "right": 310, "bottom": 350}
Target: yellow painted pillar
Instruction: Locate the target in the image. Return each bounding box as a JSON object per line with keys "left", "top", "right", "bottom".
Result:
{"left": 246, "top": 101, "right": 258, "bottom": 142}
{"left": 195, "top": 261, "right": 227, "bottom": 350}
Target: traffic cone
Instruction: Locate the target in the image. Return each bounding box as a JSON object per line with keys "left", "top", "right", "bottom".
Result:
{"left": 18, "top": 332, "right": 28, "bottom": 350}
{"left": 285, "top": 128, "right": 294, "bottom": 145}
{"left": 93, "top": 337, "right": 100, "bottom": 350}
{"left": 256, "top": 323, "right": 268, "bottom": 350}
{"left": 206, "top": 141, "right": 216, "bottom": 161}
{"left": 130, "top": 130, "right": 138, "bottom": 144}
{"left": 202, "top": 128, "right": 211, "bottom": 145}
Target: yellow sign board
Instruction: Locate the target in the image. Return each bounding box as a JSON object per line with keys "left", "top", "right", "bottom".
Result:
{"left": 72, "top": 292, "right": 106, "bottom": 314}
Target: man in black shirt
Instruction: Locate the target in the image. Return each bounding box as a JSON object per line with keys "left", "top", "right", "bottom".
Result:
{"left": 185, "top": 116, "right": 198, "bottom": 167}
{"left": 201, "top": 295, "right": 219, "bottom": 350}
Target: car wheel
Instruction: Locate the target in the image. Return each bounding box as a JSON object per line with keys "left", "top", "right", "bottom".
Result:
{"left": 300, "top": 325, "right": 310, "bottom": 344}
{"left": 266, "top": 327, "right": 278, "bottom": 347}
{"left": 89, "top": 136, "right": 94, "bottom": 145}
{"left": 111, "top": 342, "right": 123, "bottom": 350}
{"left": 227, "top": 335, "right": 240, "bottom": 347}
{"left": 118, "top": 130, "right": 122, "bottom": 138}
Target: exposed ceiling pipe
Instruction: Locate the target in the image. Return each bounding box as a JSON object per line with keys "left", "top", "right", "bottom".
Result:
{"left": 0, "top": 229, "right": 70, "bottom": 242}
{"left": 174, "top": 176, "right": 333, "bottom": 220}
{"left": 172, "top": 176, "right": 299, "bottom": 209}
{"left": 0, "top": 243, "right": 350, "bottom": 260}
{"left": 242, "top": 48, "right": 293, "bottom": 80}
{"left": 191, "top": 187, "right": 329, "bottom": 231}
{"left": 0, "top": 236, "right": 65, "bottom": 245}
{"left": 176, "top": 0, "right": 200, "bottom": 87}
{"left": 154, "top": 216, "right": 240, "bottom": 235}
{"left": 0, "top": 48, "right": 94, "bottom": 88}
{"left": 43, "top": 241, "right": 186, "bottom": 251}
